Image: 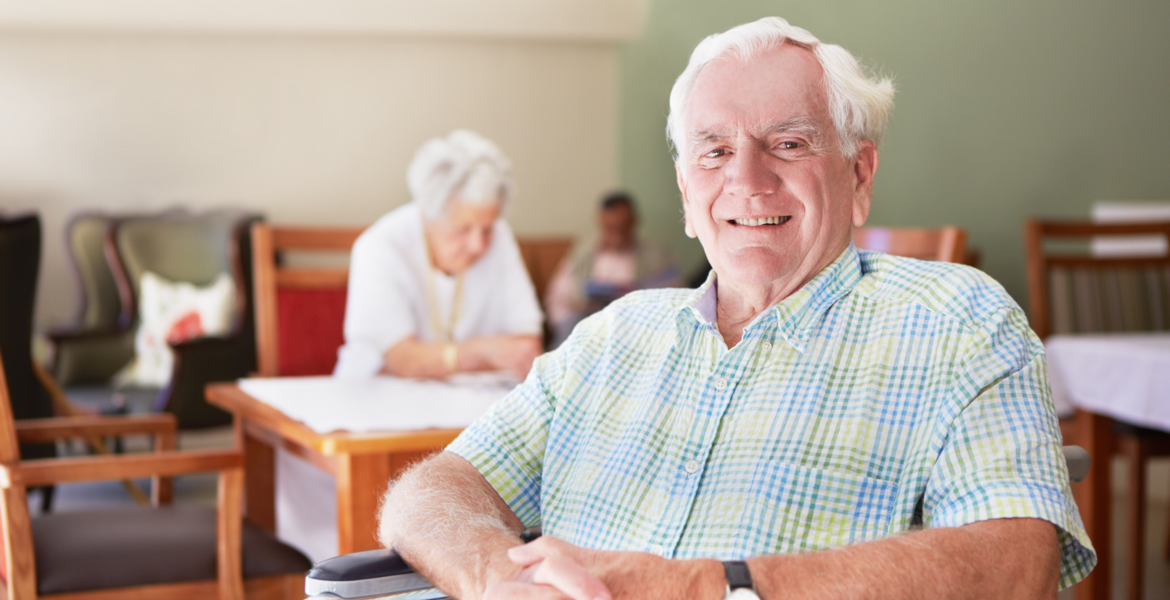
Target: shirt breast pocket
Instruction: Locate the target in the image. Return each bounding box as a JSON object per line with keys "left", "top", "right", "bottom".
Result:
{"left": 740, "top": 460, "right": 898, "bottom": 554}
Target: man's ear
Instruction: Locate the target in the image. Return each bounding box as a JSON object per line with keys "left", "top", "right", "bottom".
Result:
{"left": 851, "top": 141, "right": 878, "bottom": 228}
{"left": 676, "top": 162, "right": 697, "bottom": 238}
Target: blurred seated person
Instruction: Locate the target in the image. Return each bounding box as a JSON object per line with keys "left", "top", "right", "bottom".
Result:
{"left": 334, "top": 130, "right": 543, "bottom": 381}
{"left": 545, "top": 192, "right": 681, "bottom": 347}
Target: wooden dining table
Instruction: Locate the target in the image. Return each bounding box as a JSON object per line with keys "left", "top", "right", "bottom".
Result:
{"left": 206, "top": 382, "right": 465, "bottom": 555}
{"left": 1046, "top": 333, "right": 1170, "bottom": 600}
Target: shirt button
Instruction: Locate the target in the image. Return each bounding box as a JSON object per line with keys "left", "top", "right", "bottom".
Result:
{"left": 684, "top": 459, "right": 700, "bottom": 474}
{"left": 761, "top": 341, "right": 773, "bottom": 352}
{"left": 713, "top": 376, "right": 728, "bottom": 390}
{"left": 649, "top": 543, "right": 664, "bottom": 555}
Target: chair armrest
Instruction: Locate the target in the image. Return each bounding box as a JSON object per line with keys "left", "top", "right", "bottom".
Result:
{"left": 163, "top": 335, "right": 256, "bottom": 428}
{"left": 304, "top": 528, "right": 539, "bottom": 599}
{"left": 14, "top": 414, "right": 177, "bottom": 444}
{"left": 305, "top": 549, "right": 441, "bottom": 600}
{"left": 48, "top": 326, "right": 135, "bottom": 385}
{"left": 0, "top": 449, "right": 242, "bottom": 488}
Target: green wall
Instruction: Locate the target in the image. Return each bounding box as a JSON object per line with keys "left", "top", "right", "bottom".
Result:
{"left": 619, "top": 0, "right": 1170, "bottom": 307}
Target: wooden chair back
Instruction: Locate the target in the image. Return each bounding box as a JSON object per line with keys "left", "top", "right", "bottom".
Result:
{"left": 252, "top": 224, "right": 364, "bottom": 377}
{"left": 853, "top": 226, "right": 968, "bottom": 264}
{"left": 1024, "top": 219, "right": 1170, "bottom": 340}
{"left": 516, "top": 237, "right": 574, "bottom": 302}
{"left": 64, "top": 213, "right": 123, "bottom": 332}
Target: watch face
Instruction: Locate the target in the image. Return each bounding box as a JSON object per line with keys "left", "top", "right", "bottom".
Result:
{"left": 727, "top": 589, "right": 761, "bottom": 600}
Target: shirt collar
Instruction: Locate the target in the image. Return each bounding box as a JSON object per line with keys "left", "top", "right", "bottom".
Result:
{"left": 678, "top": 244, "right": 863, "bottom": 352}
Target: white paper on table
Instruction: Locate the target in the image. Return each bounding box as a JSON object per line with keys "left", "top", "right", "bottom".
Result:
{"left": 238, "top": 373, "right": 517, "bottom": 434}
{"left": 1045, "top": 333, "right": 1170, "bottom": 431}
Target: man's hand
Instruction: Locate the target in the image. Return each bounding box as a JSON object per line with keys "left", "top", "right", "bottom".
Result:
{"left": 487, "top": 536, "right": 724, "bottom": 600}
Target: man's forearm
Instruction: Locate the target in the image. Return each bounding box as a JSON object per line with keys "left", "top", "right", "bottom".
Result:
{"left": 508, "top": 518, "right": 1060, "bottom": 600}
{"left": 748, "top": 519, "right": 1060, "bottom": 600}
{"left": 378, "top": 452, "right": 527, "bottom": 599}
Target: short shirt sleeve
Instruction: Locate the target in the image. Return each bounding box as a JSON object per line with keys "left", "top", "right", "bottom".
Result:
{"left": 925, "top": 307, "right": 1096, "bottom": 589}
{"left": 446, "top": 349, "right": 563, "bottom": 527}
{"left": 333, "top": 228, "right": 418, "bottom": 378}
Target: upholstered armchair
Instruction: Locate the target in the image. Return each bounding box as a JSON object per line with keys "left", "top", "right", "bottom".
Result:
{"left": 49, "top": 209, "right": 263, "bottom": 429}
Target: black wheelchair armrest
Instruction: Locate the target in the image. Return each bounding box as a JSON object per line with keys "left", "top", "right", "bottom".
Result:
{"left": 305, "top": 528, "right": 541, "bottom": 599}
{"left": 305, "top": 548, "right": 444, "bottom": 599}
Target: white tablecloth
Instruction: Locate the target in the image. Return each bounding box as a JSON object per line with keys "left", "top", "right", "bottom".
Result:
{"left": 237, "top": 372, "right": 516, "bottom": 434}
{"left": 1046, "top": 333, "right": 1170, "bottom": 431}
{"left": 239, "top": 373, "right": 517, "bottom": 563}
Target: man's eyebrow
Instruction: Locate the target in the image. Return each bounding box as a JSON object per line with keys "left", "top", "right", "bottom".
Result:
{"left": 686, "top": 117, "right": 828, "bottom": 154}
{"left": 760, "top": 117, "right": 827, "bottom": 144}
{"left": 687, "top": 129, "right": 732, "bottom": 150}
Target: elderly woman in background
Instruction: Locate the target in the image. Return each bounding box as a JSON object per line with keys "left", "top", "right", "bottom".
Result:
{"left": 334, "top": 130, "right": 543, "bottom": 381}
{"left": 280, "top": 131, "right": 542, "bottom": 565}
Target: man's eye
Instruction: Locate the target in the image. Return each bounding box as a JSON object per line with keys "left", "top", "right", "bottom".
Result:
{"left": 703, "top": 149, "right": 726, "bottom": 158}
{"left": 778, "top": 141, "right": 801, "bottom": 150}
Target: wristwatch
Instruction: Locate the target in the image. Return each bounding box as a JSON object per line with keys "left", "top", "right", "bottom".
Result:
{"left": 723, "top": 561, "right": 760, "bottom": 600}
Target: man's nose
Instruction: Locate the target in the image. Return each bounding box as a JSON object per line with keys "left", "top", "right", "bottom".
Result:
{"left": 725, "top": 145, "right": 779, "bottom": 198}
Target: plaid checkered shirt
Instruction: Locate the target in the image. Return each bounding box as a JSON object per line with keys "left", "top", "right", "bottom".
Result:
{"left": 448, "top": 244, "right": 1095, "bottom": 589}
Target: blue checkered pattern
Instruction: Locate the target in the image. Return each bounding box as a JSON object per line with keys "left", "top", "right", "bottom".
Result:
{"left": 448, "top": 244, "right": 1095, "bottom": 589}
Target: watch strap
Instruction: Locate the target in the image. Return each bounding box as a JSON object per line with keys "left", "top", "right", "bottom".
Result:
{"left": 723, "top": 560, "right": 754, "bottom": 590}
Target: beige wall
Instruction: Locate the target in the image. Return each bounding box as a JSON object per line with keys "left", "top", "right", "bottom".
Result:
{"left": 0, "top": 31, "right": 619, "bottom": 329}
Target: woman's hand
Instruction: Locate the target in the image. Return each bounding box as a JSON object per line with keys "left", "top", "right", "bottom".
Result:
{"left": 461, "top": 335, "right": 542, "bottom": 380}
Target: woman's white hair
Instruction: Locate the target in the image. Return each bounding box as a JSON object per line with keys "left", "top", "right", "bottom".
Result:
{"left": 667, "top": 17, "right": 895, "bottom": 161}
{"left": 407, "top": 129, "right": 515, "bottom": 221}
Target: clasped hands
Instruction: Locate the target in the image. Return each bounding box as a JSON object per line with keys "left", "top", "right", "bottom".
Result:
{"left": 483, "top": 536, "right": 724, "bottom": 600}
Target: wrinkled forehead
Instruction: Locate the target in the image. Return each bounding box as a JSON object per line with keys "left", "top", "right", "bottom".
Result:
{"left": 682, "top": 44, "right": 830, "bottom": 154}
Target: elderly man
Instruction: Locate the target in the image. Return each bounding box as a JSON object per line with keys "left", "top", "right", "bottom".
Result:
{"left": 380, "top": 17, "right": 1094, "bottom": 600}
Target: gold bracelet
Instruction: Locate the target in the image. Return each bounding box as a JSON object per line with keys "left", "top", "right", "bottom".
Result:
{"left": 442, "top": 342, "right": 458, "bottom": 373}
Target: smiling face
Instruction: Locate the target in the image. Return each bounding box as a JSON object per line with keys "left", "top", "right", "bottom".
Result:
{"left": 677, "top": 43, "right": 877, "bottom": 300}
{"left": 424, "top": 195, "right": 501, "bottom": 275}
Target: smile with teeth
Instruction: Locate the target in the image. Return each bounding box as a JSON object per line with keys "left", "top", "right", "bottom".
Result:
{"left": 732, "top": 216, "right": 791, "bottom": 226}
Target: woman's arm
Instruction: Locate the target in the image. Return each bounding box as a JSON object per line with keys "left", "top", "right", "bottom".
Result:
{"left": 383, "top": 335, "right": 542, "bottom": 380}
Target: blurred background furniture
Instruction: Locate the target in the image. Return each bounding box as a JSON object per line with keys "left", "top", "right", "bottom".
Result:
{"left": 48, "top": 213, "right": 133, "bottom": 387}
{"left": 853, "top": 225, "right": 969, "bottom": 264}
{"left": 517, "top": 236, "right": 573, "bottom": 347}
{"left": 516, "top": 237, "right": 574, "bottom": 301}
{"left": 207, "top": 380, "right": 476, "bottom": 561}
{"left": 252, "top": 223, "right": 364, "bottom": 378}
{"left": 49, "top": 209, "right": 263, "bottom": 429}
{"left": 1025, "top": 218, "right": 1170, "bottom": 600}
{"left": 0, "top": 349, "right": 312, "bottom": 600}
{"left": 0, "top": 214, "right": 59, "bottom": 513}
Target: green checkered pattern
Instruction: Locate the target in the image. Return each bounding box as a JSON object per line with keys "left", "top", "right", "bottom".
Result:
{"left": 449, "top": 244, "right": 1095, "bottom": 589}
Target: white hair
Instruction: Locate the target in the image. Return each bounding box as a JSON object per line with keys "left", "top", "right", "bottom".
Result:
{"left": 667, "top": 17, "right": 895, "bottom": 161}
{"left": 407, "top": 129, "right": 515, "bottom": 221}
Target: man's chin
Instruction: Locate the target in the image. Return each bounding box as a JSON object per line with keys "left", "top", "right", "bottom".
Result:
{"left": 715, "top": 262, "right": 799, "bottom": 290}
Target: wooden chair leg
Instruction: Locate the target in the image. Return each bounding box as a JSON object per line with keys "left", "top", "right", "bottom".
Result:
{"left": 1120, "top": 435, "right": 1146, "bottom": 600}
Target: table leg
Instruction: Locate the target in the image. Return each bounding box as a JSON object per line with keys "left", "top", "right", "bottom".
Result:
{"left": 1074, "top": 409, "right": 1114, "bottom": 600}
{"left": 336, "top": 453, "right": 392, "bottom": 555}
{"left": 242, "top": 423, "right": 276, "bottom": 534}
